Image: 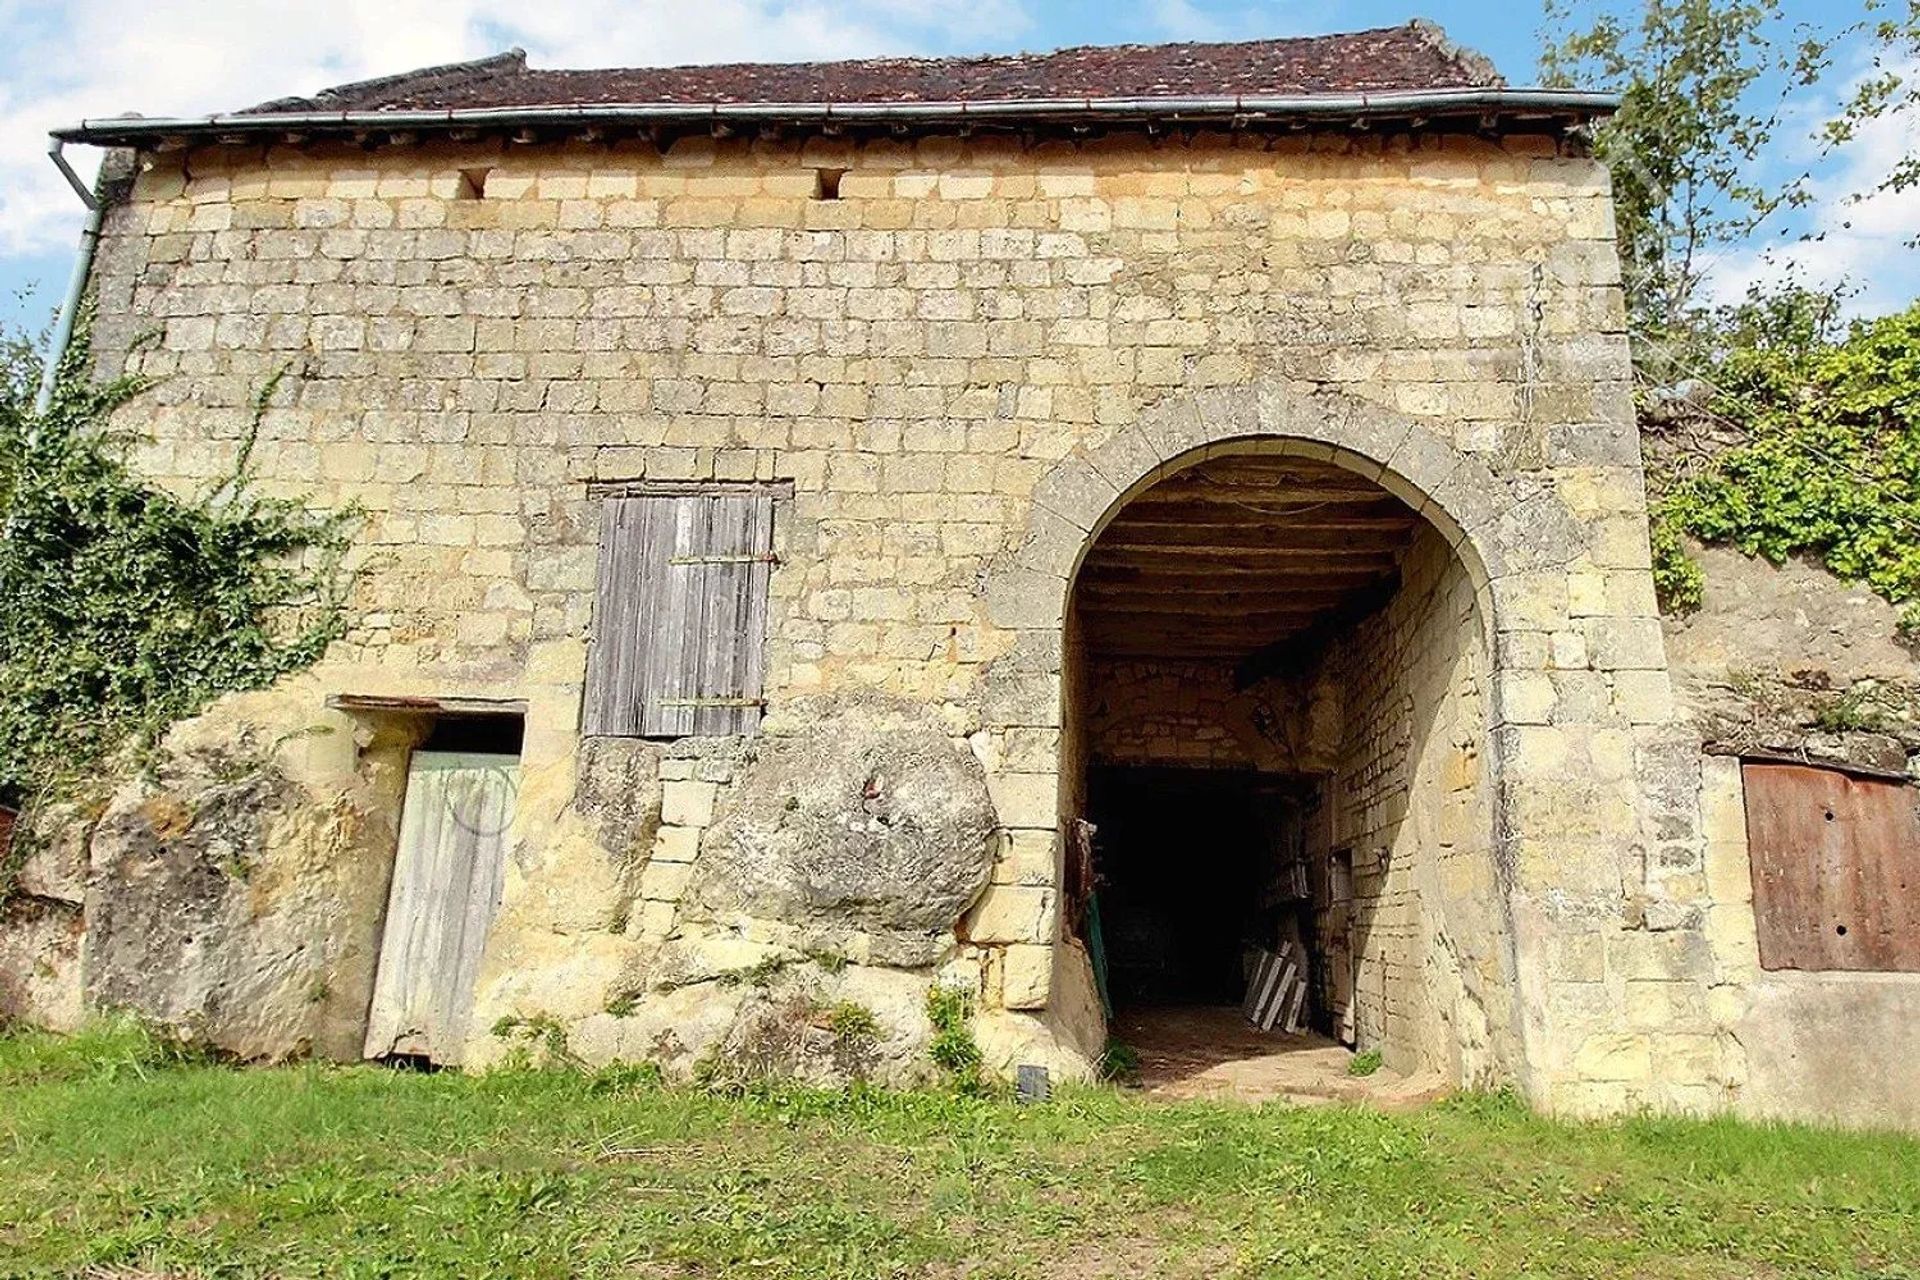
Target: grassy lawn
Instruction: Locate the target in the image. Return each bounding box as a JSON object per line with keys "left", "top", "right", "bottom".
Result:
{"left": 2, "top": 1024, "right": 1917, "bottom": 1279}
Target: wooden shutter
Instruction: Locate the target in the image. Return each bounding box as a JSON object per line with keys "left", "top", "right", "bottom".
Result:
{"left": 584, "top": 491, "right": 774, "bottom": 738}
{"left": 1743, "top": 762, "right": 1920, "bottom": 972}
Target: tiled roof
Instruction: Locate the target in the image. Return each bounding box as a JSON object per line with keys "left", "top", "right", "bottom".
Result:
{"left": 247, "top": 21, "right": 1504, "bottom": 115}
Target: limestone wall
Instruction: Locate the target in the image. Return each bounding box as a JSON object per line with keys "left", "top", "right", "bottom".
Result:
{"left": 1656, "top": 548, "right": 1920, "bottom": 1129}
{"left": 1081, "top": 659, "right": 1337, "bottom": 772}
{"left": 1324, "top": 525, "right": 1509, "bottom": 1081}
{"left": 43, "top": 124, "right": 1721, "bottom": 1105}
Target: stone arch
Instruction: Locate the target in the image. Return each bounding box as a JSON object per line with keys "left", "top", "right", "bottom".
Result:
{"left": 985, "top": 380, "right": 1582, "bottom": 637}
{"left": 975, "top": 380, "right": 1570, "bottom": 1085}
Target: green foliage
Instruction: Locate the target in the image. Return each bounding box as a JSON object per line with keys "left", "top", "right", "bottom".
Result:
{"left": 1542, "top": 0, "right": 1918, "bottom": 355}
{"left": 825, "top": 1001, "right": 879, "bottom": 1046}
{"left": 1098, "top": 1037, "right": 1140, "bottom": 1083}
{"left": 584, "top": 1060, "right": 666, "bottom": 1094}
{"left": 1347, "top": 1048, "right": 1385, "bottom": 1078}
{"left": 0, "top": 1014, "right": 218, "bottom": 1085}
{"left": 0, "top": 324, "right": 355, "bottom": 816}
{"left": 716, "top": 954, "right": 799, "bottom": 989}
{"left": 1653, "top": 303, "right": 1920, "bottom": 621}
{"left": 924, "top": 985, "right": 984, "bottom": 1091}
{"left": 806, "top": 949, "right": 850, "bottom": 975}
{"left": 1812, "top": 683, "right": 1899, "bottom": 734}
{"left": 489, "top": 1013, "right": 581, "bottom": 1070}
{"left": 4, "top": 1027, "right": 1920, "bottom": 1277}
{"left": 1648, "top": 513, "right": 1706, "bottom": 611}
{"left": 1542, "top": 0, "right": 1816, "bottom": 338}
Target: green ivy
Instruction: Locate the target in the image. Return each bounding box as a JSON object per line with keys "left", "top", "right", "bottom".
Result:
{"left": 1653, "top": 302, "right": 1920, "bottom": 625}
{"left": 0, "top": 324, "right": 354, "bottom": 822}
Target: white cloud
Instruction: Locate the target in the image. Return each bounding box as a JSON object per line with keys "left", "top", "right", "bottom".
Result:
{"left": 1702, "top": 58, "right": 1920, "bottom": 317}
{"left": 1136, "top": 0, "right": 1291, "bottom": 42}
{"left": 0, "top": 0, "right": 1032, "bottom": 260}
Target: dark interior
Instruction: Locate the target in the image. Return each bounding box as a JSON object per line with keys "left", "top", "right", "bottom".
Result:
{"left": 421, "top": 713, "right": 525, "bottom": 755}
{"left": 1087, "top": 765, "right": 1310, "bottom": 1009}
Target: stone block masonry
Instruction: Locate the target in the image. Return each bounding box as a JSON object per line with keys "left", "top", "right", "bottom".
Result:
{"left": 39, "top": 121, "right": 1789, "bottom": 1114}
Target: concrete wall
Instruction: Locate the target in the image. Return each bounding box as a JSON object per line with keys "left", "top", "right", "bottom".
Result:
{"left": 28, "top": 124, "right": 1736, "bottom": 1107}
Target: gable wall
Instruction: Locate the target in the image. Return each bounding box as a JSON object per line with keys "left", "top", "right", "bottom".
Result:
{"left": 69, "top": 126, "right": 1711, "bottom": 1101}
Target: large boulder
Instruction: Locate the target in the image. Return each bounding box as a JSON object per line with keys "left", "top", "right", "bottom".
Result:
{"left": 82, "top": 742, "right": 392, "bottom": 1059}
{"left": 686, "top": 694, "right": 997, "bottom": 965}
{"left": 569, "top": 953, "right": 938, "bottom": 1087}
{"left": 0, "top": 803, "right": 93, "bottom": 1031}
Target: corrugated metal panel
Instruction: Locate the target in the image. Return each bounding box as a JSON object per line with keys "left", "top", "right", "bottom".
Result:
{"left": 583, "top": 492, "right": 774, "bottom": 738}
{"left": 1743, "top": 762, "right": 1920, "bottom": 972}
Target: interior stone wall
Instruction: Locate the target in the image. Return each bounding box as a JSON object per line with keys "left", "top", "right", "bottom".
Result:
{"left": 1081, "top": 658, "right": 1337, "bottom": 773}
{"left": 1321, "top": 525, "right": 1509, "bottom": 1081}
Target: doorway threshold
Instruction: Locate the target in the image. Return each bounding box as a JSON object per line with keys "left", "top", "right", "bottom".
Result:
{"left": 1112, "top": 1006, "right": 1449, "bottom": 1108}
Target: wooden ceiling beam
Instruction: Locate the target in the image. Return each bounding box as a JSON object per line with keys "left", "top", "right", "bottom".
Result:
{"left": 1086, "top": 528, "right": 1417, "bottom": 553}
{"left": 1106, "top": 508, "right": 1419, "bottom": 530}
{"left": 1080, "top": 549, "right": 1406, "bottom": 574}
{"left": 1079, "top": 597, "right": 1360, "bottom": 619}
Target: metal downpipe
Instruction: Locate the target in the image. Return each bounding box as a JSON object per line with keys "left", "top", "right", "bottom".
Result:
{"left": 34, "top": 139, "right": 104, "bottom": 416}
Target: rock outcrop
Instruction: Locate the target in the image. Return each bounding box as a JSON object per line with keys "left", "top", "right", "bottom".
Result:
{"left": 686, "top": 694, "right": 997, "bottom": 966}
{"left": 82, "top": 742, "right": 394, "bottom": 1059}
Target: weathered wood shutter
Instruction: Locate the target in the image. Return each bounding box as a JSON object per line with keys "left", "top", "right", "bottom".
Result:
{"left": 584, "top": 492, "right": 774, "bottom": 737}
{"left": 364, "top": 750, "right": 519, "bottom": 1064}
{"left": 1743, "top": 761, "right": 1920, "bottom": 972}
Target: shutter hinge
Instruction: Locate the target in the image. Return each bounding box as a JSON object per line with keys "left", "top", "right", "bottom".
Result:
{"left": 656, "top": 696, "right": 767, "bottom": 708}
{"left": 668, "top": 553, "right": 780, "bottom": 566}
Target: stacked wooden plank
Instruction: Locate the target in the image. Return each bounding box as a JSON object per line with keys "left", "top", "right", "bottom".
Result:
{"left": 1243, "top": 942, "right": 1309, "bottom": 1034}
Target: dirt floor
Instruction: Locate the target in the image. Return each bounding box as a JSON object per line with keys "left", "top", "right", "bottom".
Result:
{"left": 1114, "top": 1006, "right": 1450, "bottom": 1107}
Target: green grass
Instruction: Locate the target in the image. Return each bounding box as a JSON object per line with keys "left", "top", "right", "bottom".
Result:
{"left": 2, "top": 1022, "right": 1918, "bottom": 1279}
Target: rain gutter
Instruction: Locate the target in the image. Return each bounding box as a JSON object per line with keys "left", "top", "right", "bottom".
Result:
{"left": 50, "top": 88, "right": 1618, "bottom": 145}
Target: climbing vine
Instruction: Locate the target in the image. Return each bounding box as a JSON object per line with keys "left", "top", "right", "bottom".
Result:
{"left": 1646, "top": 299, "right": 1920, "bottom": 624}
{"left": 0, "top": 322, "right": 355, "bottom": 821}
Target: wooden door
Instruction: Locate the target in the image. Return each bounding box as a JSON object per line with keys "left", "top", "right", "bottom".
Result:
{"left": 364, "top": 751, "right": 519, "bottom": 1063}
{"left": 1325, "top": 848, "right": 1357, "bottom": 1044}
{"left": 583, "top": 492, "right": 775, "bottom": 738}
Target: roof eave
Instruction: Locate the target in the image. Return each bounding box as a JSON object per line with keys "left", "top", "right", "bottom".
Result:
{"left": 52, "top": 88, "right": 1619, "bottom": 146}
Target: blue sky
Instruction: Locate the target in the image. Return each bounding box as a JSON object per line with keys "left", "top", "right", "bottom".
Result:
{"left": 1, "top": 0, "right": 1913, "bottom": 337}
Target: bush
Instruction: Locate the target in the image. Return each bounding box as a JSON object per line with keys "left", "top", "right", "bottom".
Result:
{"left": 925, "top": 985, "right": 984, "bottom": 1091}
{"left": 1652, "top": 300, "right": 1920, "bottom": 623}
{"left": 0, "top": 326, "right": 354, "bottom": 829}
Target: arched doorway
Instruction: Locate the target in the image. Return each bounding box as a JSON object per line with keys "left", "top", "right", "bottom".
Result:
{"left": 1057, "top": 444, "right": 1509, "bottom": 1092}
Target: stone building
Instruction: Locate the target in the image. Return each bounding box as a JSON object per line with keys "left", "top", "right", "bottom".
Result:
{"left": 6, "top": 22, "right": 1918, "bottom": 1128}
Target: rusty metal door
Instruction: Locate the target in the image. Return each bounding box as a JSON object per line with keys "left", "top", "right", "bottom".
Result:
{"left": 1742, "top": 762, "right": 1920, "bottom": 972}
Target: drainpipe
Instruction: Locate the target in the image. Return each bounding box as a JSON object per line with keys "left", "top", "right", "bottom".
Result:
{"left": 34, "top": 139, "right": 105, "bottom": 417}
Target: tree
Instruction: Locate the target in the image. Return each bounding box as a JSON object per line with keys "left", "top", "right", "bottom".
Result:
{"left": 1541, "top": 0, "right": 1919, "bottom": 374}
